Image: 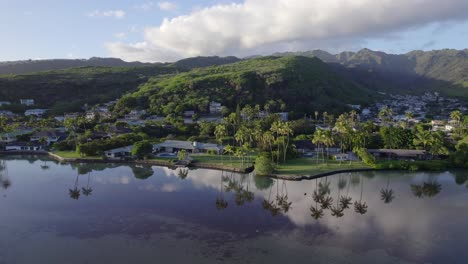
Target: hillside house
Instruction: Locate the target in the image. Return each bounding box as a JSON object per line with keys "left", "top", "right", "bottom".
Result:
{"left": 104, "top": 146, "right": 133, "bottom": 160}
{"left": 25, "top": 109, "right": 47, "bottom": 117}
{"left": 30, "top": 130, "right": 67, "bottom": 145}
{"left": 0, "top": 129, "right": 34, "bottom": 143}
{"left": 209, "top": 101, "right": 222, "bottom": 114}
{"left": 20, "top": 99, "right": 35, "bottom": 106}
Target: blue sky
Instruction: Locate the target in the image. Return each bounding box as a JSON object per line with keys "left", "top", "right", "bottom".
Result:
{"left": 1, "top": 0, "right": 467, "bottom": 62}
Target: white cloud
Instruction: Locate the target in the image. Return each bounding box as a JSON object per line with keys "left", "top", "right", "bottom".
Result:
{"left": 134, "top": 2, "right": 156, "bottom": 11}
{"left": 107, "top": 0, "right": 468, "bottom": 62}
{"left": 87, "top": 9, "right": 126, "bottom": 19}
{"left": 158, "top": 1, "right": 177, "bottom": 11}
{"left": 114, "top": 32, "right": 127, "bottom": 39}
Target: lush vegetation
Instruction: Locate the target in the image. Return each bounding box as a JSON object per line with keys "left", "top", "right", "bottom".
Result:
{"left": 0, "top": 66, "right": 178, "bottom": 114}
{"left": 114, "top": 56, "right": 376, "bottom": 116}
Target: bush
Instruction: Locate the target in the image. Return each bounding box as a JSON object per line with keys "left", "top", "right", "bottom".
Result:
{"left": 132, "top": 140, "right": 153, "bottom": 159}
{"left": 255, "top": 154, "right": 275, "bottom": 176}
{"left": 354, "top": 148, "right": 376, "bottom": 166}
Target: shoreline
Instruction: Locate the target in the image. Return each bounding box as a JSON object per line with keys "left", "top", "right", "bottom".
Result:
{"left": 0, "top": 151, "right": 254, "bottom": 174}
{"left": 1, "top": 151, "right": 458, "bottom": 181}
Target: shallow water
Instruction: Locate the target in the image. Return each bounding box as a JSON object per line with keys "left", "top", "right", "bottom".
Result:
{"left": 0, "top": 156, "right": 467, "bottom": 264}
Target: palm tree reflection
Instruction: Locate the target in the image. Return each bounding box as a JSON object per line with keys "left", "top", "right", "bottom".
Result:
{"left": 216, "top": 171, "right": 228, "bottom": 210}
{"left": 411, "top": 177, "right": 442, "bottom": 198}
{"left": 310, "top": 179, "right": 324, "bottom": 220}
{"left": 82, "top": 172, "right": 93, "bottom": 196}
{"left": 69, "top": 172, "right": 81, "bottom": 200}
{"left": 380, "top": 175, "right": 395, "bottom": 204}
{"left": 0, "top": 160, "right": 11, "bottom": 190}
{"left": 354, "top": 175, "right": 368, "bottom": 215}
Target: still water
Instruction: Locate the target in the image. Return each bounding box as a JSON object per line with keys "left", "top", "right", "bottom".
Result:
{"left": 0, "top": 156, "right": 468, "bottom": 264}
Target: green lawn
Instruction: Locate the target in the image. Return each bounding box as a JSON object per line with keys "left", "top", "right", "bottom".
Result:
{"left": 275, "top": 158, "right": 371, "bottom": 176}
{"left": 52, "top": 151, "right": 102, "bottom": 160}
{"left": 191, "top": 154, "right": 255, "bottom": 169}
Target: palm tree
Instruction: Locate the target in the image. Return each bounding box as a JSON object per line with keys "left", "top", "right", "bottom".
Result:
{"left": 262, "top": 131, "right": 275, "bottom": 162}
{"left": 280, "top": 122, "right": 293, "bottom": 162}
{"left": 322, "top": 130, "right": 335, "bottom": 164}
{"left": 378, "top": 106, "right": 393, "bottom": 125}
{"left": 214, "top": 124, "right": 228, "bottom": 164}
{"left": 82, "top": 172, "right": 93, "bottom": 196}
{"left": 312, "top": 129, "right": 325, "bottom": 163}
{"left": 380, "top": 175, "right": 395, "bottom": 204}
{"left": 405, "top": 111, "right": 414, "bottom": 126}
{"left": 413, "top": 127, "right": 433, "bottom": 151}
{"left": 354, "top": 176, "right": 368, "bottom": 214}
{"left": 314, "top": 111, "right": 319, "bottom": 124}
{"left": 450, "top": 110, "right": 462, "bottom": 127}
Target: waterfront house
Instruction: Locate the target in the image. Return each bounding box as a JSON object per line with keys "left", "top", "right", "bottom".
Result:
{"left": 153, "top": 140, "right": 224, "bottom": 154}
{"left": 104, "top": 146, "right": 133, "bottom": 160}
{"left": 30, "top": 130, "right": 67, "bottom": 145}
{"left": 5, "top": 142, "right": 43, "bottom": 151}
{"left": 333, "top": 153, "right": 349, "bottom": 161}
{"left": 20, "top": 99, "right": 34, "bottom": 106}
{"left": 25, "top": 109, "right": 47, "bottom": 117}
{"left": 0, "top": 129, "right": 34, "bottom": 143}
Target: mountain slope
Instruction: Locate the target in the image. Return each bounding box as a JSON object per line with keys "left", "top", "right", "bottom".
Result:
{"left": 115, "top": 56, "right": 377, "bottom": 116}
{"left": 0, "top": 57, "right": 157, "bottom": 75}
{"left": 170, "top": 56, "right": 241, "bottom": 70}
{"left": 0, "top": 66, "right": 177, "bottom": 114}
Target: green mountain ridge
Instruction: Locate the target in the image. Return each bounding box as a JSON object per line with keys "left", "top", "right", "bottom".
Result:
{"left": 114, "top": 56, "right": 376, "bottom": 116}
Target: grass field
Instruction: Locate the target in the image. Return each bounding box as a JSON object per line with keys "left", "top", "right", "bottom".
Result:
{"left": 52, "top": 151, "right": 102, "bottom": 160}
{"left": 274, "top": 157, "right": 371, "bottom": 176}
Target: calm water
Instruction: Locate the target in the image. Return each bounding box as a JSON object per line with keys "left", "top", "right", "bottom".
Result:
{"left": 1, "top": 156, "right": 468, "bottom": 264}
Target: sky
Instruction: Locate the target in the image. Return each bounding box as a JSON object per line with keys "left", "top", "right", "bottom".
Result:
{"left": 1, "top": 0, "right": 467, "bottom": 62}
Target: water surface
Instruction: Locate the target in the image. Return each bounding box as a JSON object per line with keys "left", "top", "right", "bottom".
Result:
{"left": 0, "top": 156, "right": 468, "bottom": 264}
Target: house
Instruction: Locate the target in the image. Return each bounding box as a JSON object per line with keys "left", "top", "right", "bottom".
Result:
{"left": 0, "top": 101, "right": 11, "bottom": 106}
{"left": 0, "top": 129, "right": 34, "bottom": 143}
{"left": 104, "top": 146, "right": 133, "bottom": 160}
{"left": 86, "top": 108, "right": 112, "bottom": 120}
{"left": 276, "top": 112, "right": 289, "bottom": 121}
{"left": 30, "top": 130, "right": 67, "bottom": 145}
{"left": 184, "top": 110, "right": 196, "bottom": 118}
{"left": 5, "top": 142, "right": 43, "bottom": 151}
{"left": 153, "top": 140, "right": 224, "bottom": 154}
{"left": 333, "top": 153, "right": 349, "bottom": 161}
{"left": 25, "top": 109, "right": 47, "bottom": 117}
{"left": 20, "top": 99, "right": 35, "bottom": 106}
{"left": 0, "top": 110, "right": 16, "bottom": 118}
{"left": 125, "top": 110, "right": 147, "bottom": 119}
{"left": 368, "top": 149, "right": 426, "bottom": 160}
{"left": 64, "top": 113, "right": 80, "bottom": 119}
{"left": 209, "top": 101, "right": 222, "bottom": 114}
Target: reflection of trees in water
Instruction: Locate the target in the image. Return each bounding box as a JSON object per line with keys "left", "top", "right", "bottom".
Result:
{"left": 131, "top": 165, "right": 154, "bottom": 179}
{"left": 310, "top": 178, "right": 324, "bottom": 220}
{"left": 453, "top": 171, "right": 468, "bottom": 186}
{"left": 254, "top": 175, "right": 274, "bottom": 190}
{"left": 380, "top": 175, "right": 395, "bottom": 204}
{"left": 262, "top": 179, "right": 291, "bottom": 216}
{"left": 215, "top": 171, "right": 228, "bottom": 210}
{"left": 411, "top": 181, "right": 442, "bottom": 198}
{"left": 222, "top": 173, "right": 254, "bottom": 207}
{"left": 0, "top": 160, "right": 11, "bottom": 190}
{"left": 354, "top": 175, "right": 368, "bottom": 215}
{"left": 69, "top": 172, "right": 81, "bottom": 200}
{"left": 178, "top": 168, "right": 189, "bottom": 179}
{"left": 318, "top": 177, "right": 333, "bottom": 210}
{"left": 40, "top": 160, "right": 50, "bottom": 170}
{"left": 330, "top": 176, "right": 344, "bottom": 218}
{"left": 339, "top": 174, "right": 353, "bottom": 210}
{"left": 82, "top": 172, "right": 93, "bottom": 196}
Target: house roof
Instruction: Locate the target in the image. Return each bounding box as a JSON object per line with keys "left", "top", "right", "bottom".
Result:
{"left": 32, "top": 130, "right": 67, "bottom": 138}
{"left": 154, "top": 140, "right": 223, "bottom": 151}
{"left": 1, "top": 129, "right": 34, "bottom": 138}
{"left": 6, "top": 141, "right": 42, "bottom": 147}
{"left": 105, "top": 145, "right": 133, "bottom": 154}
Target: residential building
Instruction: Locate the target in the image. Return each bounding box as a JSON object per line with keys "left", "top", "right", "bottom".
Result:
{"left": 20, "top": 99, "right": 35, "bottom": 106}
{"left": 5, "top": 142, "right": 43, "bottom": 151}
{"left": 0, "top": 129, "right": 34, "bottom": 143}
{"left": 368, "top": 149, "right": 426, "bottom": 160}
{"left": 209, "top": 101, "right": 222, "bottom": 114}
{"left": 277, "top": 112, "right": 289, "bottom": 121}
{"left": 0, "top": 101, "right": 11, "bottom": 106}
{"left": 104, "top": 146, "right": 133, "bottom": 160}
{"left": 30, "top": 130, "right": 67, "bottom": 145}
{"left": 153, "top": 140, "right": 224, "bottom": 154}
{"left": 184, "top": 110, "right": 196, "bottom": 118}
{"left": 24, "top": 109, "right": 47, "bottom": 117}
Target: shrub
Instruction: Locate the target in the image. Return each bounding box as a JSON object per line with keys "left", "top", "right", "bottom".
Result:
{"left": 255, "top": 154, "right": 275, "bottom": 176}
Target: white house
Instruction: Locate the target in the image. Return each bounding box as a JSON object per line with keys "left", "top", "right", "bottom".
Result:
{"left": 25, "top": 109, "right": 47, "bottom": 117}
{"left": 20, "top": 99, "right": 35, "bottom": 106}
{"left": 104, "top": 146, "right": 133, "bottom": 160}
{"left": 153, "top": 140, "right": 224, "bottom": 154}
{"left": 277, "top": 112, "right": 289, "bottom": 121}
{"left": 333, "top": 153, "right": 349, "bottom": 161}
{"left": 209, "top": 101, "right": 222, "bottom": 114}
{"left": 5, "top": 142, "right": 42, "bottom": 151}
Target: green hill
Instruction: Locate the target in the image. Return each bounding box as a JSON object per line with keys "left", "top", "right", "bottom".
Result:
{"left": 115, "top": 56, "right": 376, "bottom": 116}
{"left": 171, "top": 56, "right": 241, "bottom": 70}
{"left": 0, "top": 66, "right": 178, "bottom": 114}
